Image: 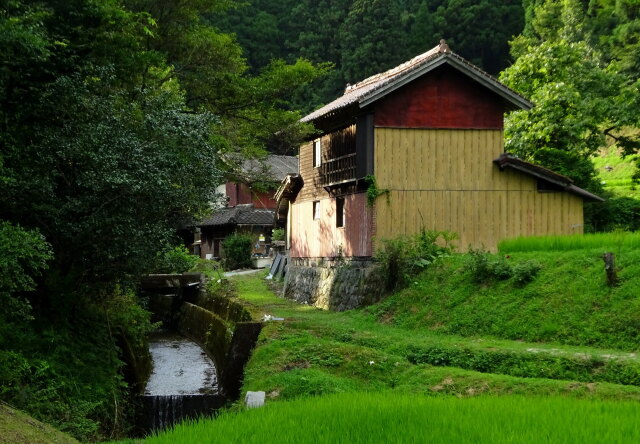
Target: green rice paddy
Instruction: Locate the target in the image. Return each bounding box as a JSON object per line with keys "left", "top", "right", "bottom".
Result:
{"left": 498, "top": 231, "right": 640, "bottom": 252}
{"left": 147, "top": 392, "right": 640, "bottom": 443}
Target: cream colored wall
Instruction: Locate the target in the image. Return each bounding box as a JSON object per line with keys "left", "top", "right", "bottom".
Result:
{"left": 373, "top": 128, "right": 584, "bottom": 251}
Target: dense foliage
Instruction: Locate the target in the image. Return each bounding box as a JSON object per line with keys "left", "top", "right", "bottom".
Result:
{"left": 501, "top": 0, "right": 640, "bottom": 193}
{"left": 218, "top": 0, "right": 525, "bottom": 112}
{"left": 0, "top": 0, "right": 323, "bottom": 439}
{"left": 375, "top": 230, "right": 456, "bottom": 291}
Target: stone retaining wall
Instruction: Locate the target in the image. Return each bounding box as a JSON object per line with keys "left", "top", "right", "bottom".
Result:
{"left": 283, "top": 263, "right": 385, "bottom": 311}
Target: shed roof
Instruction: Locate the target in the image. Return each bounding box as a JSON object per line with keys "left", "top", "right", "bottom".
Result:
{"left": 493, "top": 153, "right": 604, "bottom": 202}
{"left": 302, "top": 40, "right": 532, "bottom": 124}
{"left": 198, "top": 204, "right": 275, "bottom": 227}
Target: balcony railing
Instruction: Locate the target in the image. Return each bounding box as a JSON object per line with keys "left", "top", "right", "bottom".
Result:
{"left": 319, "top": 153, "right": 356, "bottom": 187}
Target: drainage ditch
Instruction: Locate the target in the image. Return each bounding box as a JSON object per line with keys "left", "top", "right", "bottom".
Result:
{"left": 133, "top": 274, "right": 262, "bottom": 435}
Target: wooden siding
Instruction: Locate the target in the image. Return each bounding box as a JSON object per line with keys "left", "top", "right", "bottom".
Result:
{"left": 290, "top": 192, "right": 373, "bottom": 258}
{"left": 374, "top": 66, "right": 504, "bottom": 129}
{"left": 298, "top": 125, "right": 356, "bottom": 202}
{"left": 373, "top": 128, "right": 584, "bottom": 251}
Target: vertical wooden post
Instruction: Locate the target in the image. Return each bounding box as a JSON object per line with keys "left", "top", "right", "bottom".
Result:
{"left": 602, "top": 252, "right": 618, "bottom": 287}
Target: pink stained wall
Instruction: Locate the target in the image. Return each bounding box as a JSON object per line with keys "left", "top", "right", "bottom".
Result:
{"left": 290, "top": 192, "right": 373, "bottom": 258}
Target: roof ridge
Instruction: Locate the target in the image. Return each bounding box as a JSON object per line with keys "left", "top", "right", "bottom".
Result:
{"left": 344, "top": 40, "right": 448, "bottom": 94}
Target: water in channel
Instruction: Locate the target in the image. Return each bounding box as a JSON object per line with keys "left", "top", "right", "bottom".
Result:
{"left": 140, "top": 334, "right": 224, "bottom": 433}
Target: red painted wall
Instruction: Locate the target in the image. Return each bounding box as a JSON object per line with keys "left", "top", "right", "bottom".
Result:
{"left": 226, "top": 182, "right": 238, "bottom": 207}
{"left": 225, "top": 182, "right": 277, "bottom": 208}
{"left": 374, "top": 66, "right": 505, "bottom": 129}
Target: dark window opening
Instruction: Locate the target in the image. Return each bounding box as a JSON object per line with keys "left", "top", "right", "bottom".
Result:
{"left": 537, "top": 179, "right": 564, "bottom": 193}
{"left": 313, "top": 200, "right": 320, "bottom": 220}
{"left": 336, "top": 197, "right": 345, "bottom": 228}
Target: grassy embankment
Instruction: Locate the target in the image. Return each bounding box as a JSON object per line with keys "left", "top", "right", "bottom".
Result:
{"left": 0, "top": 402, "right": 78, "bottom": 444}
{"left": 144, "top": 234, "right": 640, "bottom": 442}
{"left": 593, "top": 146, "right": 639, "bottom": 197}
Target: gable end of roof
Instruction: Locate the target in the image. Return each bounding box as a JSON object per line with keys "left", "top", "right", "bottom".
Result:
{"left": 301, "top": 41, "right": 533, "bottom": 125}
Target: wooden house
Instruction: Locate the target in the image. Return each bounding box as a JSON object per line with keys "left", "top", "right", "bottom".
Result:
{"left": 194, "top": 155, "right": 298, "bottom": 260}
{"left": 279, "top": 41, "right": 602, "bottom": 260}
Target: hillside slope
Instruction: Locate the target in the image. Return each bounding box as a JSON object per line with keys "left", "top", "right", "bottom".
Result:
{"left": 0, "top": 403, "right": 78, "bottom": 444}
{"left": 374, "top": 247, "right": 640, "bottom": 351}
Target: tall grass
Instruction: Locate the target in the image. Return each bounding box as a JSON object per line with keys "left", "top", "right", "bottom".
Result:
{"left": 147, "top": 392, "right": 640, "bottom": 443}
{"left": 498, "top": 231, "right": 640, "bottom": 253}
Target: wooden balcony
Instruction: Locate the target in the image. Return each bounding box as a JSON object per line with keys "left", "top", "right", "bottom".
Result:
{"left": 319, "top": 153, "right": 357, "bottom": 187}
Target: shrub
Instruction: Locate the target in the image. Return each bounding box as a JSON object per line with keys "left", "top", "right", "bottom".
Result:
{"left": 271, "top": 228, "right": 285, "bottom": 241}
{"left": 376, "top": 230, "right": 456, "bottom": 291}
{"left": 585, "top": 195, "right": 640, "bottom": 233}
{"left": 465, "top": 248, "right": 512, "bottom": 283}
{"left": 465, "top": 248, "right": 542, "bottom": 286}
{"left": 222, "top": 233, "right": 253, "bottom": 270}
{"left": 512, "top": 261, "right": 542, "bottom": 286}
{"left": 155, "top": 245, "right": 199, "bottom": 273}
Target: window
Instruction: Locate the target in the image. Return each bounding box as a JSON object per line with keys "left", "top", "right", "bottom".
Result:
{"left": 336, "top": 197, "right": 345, "bottom": 228}
{"left": 313, "top": 201, "right": 320, "bottom": 220}
{"left": 537, "top": 179, "right": 564, "bottom": 193}
{"left": 313, "top": 139, "right": 321, "bottom": 168}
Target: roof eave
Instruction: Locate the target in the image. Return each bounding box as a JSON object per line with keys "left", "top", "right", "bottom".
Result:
{"left": 493, "top": 155, "right": 605, "bottom": 202}
{"left": 494, "top": 159, "right": 570, "bottom": 189}
{"left": 565, "top": 185, "right": 605, "bottom": 202}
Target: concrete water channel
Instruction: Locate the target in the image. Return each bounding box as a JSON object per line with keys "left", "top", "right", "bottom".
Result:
{"left": 136, "top": 273, "right": 262, "bottom": 435}
{"left": 139, "top": 334, "right": 225, "bottom": 433}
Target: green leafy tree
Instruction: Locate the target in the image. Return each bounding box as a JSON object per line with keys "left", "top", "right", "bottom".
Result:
{"left": 127, "top": 0, "right": 328, "bottom": 156}
{"left": 0, "top": 222, "right": 52, "bottom": 321}
{"left": 500, "top": 0, "right": 639, "bottom": 190}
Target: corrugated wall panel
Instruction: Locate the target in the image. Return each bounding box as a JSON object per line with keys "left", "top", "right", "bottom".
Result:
{"left": 373, "top": 128, "right": 585, "bottom": 251}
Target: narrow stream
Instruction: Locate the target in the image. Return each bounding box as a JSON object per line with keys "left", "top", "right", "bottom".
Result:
{"left": 145, "top": 334, "right": 218, "bottom": 396}
{"left": 139, "top": 334, "right": 225, "bottom": 433}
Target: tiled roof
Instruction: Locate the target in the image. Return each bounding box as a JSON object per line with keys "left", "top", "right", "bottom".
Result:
{"left": 198, "top": 204, "right": 275, "bottom": 227}
{"left": 493, "top": 153, "right": 604, "bottom": 202}
{"left": 302, "top": 40, "right": 532, "bottom": 124}
{"left": 240, "top": 155, "right": 298, "bottom": 183}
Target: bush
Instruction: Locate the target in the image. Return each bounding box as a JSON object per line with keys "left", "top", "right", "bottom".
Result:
{"left": 271, "top": 228, "right": 285, "bottom": 241}
{"left": 376, "top": 230, "right": 456, "bottom": 291}
{"left": 465, "top": 248, "right": 512, "bottom": 283}
{"left": 585, "top": 195, "right": 640, "bottom": 233}
{"left": 512, "top": 261, "right": 542, "bottom": 286}
{"left": 222, "top": 233, "right": 253, "bottom": 270}
{"left": 155, "top": 245, "right": 199, "bottom": 273}
{"left": 465, "top": 248, "right": 542, "bottom": 286}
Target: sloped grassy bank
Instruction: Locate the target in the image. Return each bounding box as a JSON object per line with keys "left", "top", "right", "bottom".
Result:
{"left": 374, "top": 247, "right": 640, "bottom": 351}
{"left": 234, "top": 271, "right": 640, "bottom": 399}
{"left": 0, "top": 402, "right": 79, "bottom": 444}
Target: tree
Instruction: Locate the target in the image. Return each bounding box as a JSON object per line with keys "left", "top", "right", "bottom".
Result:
{"left": 500, "top": 0, "right": 639, "bottom": 190}
{"left": 0, "top": 1, "right": 326, "bottom": 436}
{"left": 126, "top": 0, "right": 328, "bottom": 156}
